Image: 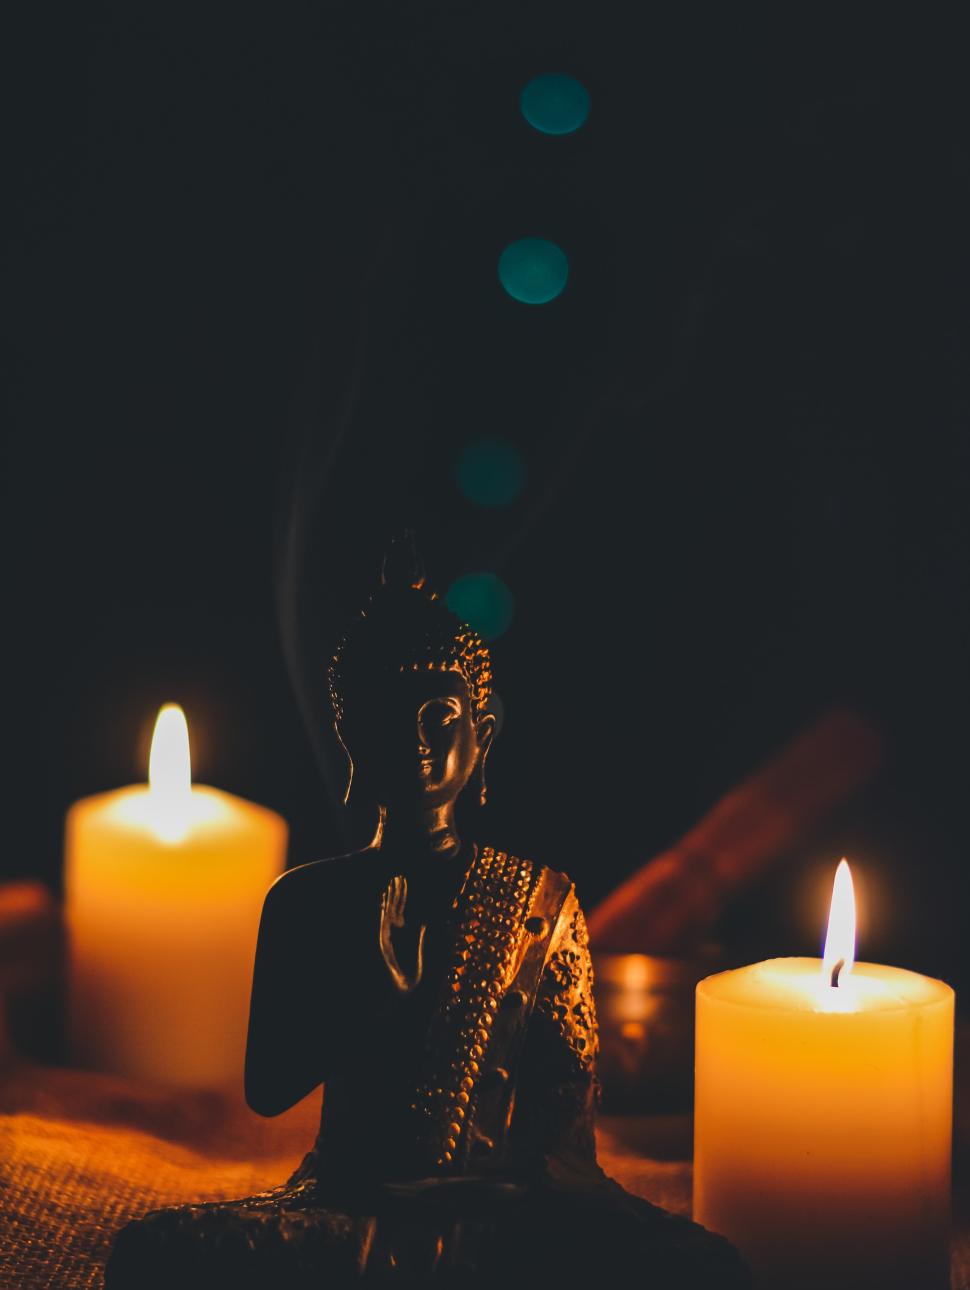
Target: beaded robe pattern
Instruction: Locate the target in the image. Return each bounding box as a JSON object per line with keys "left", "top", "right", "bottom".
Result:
{"left": 535, "top": 902, "right": 598, "bottom": 1074}
{"left": 410, "top": 846, "right": 541, "bottom": 1170}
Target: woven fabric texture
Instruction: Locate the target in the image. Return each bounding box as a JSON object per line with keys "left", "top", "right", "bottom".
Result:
{"left": 0, "top": 1062, "right": 321, "bottom": 1290}
{"left": 2, "top": 1061, "right": 968, "bottom": 1289}
{"left": 0, "top": 1062, "right": 693, "bottom": 1290}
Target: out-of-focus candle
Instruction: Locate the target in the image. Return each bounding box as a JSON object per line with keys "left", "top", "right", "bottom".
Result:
{"left": 65, "top": 704, "right": 287, "bottom": 1089}
{"left": 694, "top": 861, "right": 953, "bottom": 1290}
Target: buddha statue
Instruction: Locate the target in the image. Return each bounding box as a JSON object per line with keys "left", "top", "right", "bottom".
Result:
{"left": 106, "top": 540, "right": 750, "bottom": 1288}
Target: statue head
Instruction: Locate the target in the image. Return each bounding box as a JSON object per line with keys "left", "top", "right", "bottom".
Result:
{"left": 328, "top": 537, "right": 497, "bottom": 819}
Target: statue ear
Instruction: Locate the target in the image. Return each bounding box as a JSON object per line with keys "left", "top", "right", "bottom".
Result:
{"left": 334, "top": 723, "right": 355, "bottom": 805}
{"left": 476, "top": 711, "right": 497, "bottom": 766}
{"left": 474, "top": 712, "right": 497, "bottom": 808}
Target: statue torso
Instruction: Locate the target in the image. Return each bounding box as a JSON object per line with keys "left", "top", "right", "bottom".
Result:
{"left": 246, "top": 843, "right": 601, "bottom": 1194}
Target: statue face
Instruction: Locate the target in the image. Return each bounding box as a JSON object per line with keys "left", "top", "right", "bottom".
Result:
{"left": 339, "top": 667, "right": 493, "bottom": 814}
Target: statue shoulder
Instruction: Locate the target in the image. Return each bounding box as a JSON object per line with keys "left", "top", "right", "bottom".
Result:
{"left": 495, "top": 848, "right": 579, "bottom": 906}
{"left": 475, "top": 845, "right": 581, "bottom": 941}
{"left": 261, "top": 846, "right": 387, "bottom": 910}
{"left": 510, "top": 854, "right": 591, "bottom": 951}
{"left": 540, "top": 862, "right": 579, "bottom": 900}
{"left": 478, "top": 845, "right": 573, "bottom": 887}
{"left": 245, "top": 847, "right": 390, "bottom": 1118}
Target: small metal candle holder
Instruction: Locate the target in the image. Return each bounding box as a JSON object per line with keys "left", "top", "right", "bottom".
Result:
{"left": 593, "top": 950, "right": 720, "bottom": 1113}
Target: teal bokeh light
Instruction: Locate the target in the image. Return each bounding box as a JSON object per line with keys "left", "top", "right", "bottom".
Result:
{"left": 520, "top": 73, "right": 590, "bottom": 136}
{"left": 498, "top": 238, "right": 569, "bottom": 304}
{"left": 457, "top": 438, "right": 525, "bottom": 508}
{"left": 447, "top": 572, "right": 515, "bottom": 641}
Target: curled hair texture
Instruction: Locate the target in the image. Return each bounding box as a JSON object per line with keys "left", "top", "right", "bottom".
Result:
{"left": 328, "top": 538, "right": 493, "bottom": 725}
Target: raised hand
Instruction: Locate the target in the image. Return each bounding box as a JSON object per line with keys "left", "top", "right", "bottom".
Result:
{"left": 379, "top": 874, "right": 426, "bottom": 994}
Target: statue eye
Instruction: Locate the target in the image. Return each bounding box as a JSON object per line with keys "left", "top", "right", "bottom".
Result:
{"left": 420, "top": 698, "right": 461, "bottom": 728}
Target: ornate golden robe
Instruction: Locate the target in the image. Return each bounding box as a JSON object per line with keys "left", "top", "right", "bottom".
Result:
{"left": 107, "top": 843, "right": 750, "bottom": 1287}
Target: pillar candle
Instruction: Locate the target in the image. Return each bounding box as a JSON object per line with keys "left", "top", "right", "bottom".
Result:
{"left": 65, "top": 704, "right": 287, "bottom": 1089}
{"left": 694, "top": 861, "right": 953, "bottom": 1290}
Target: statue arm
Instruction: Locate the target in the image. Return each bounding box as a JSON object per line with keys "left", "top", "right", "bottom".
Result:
{"left": 535, "top": 891, "right": 599, "bottom": 1076}
{"left": 244, "top": 865, "right": 330, "bottom": 1116}
{"left": 512, "top": 885, "right": 601, "bottom": 1172}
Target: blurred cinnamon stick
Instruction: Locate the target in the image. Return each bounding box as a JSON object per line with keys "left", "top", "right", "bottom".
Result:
{"left": 587, "top": 709, "right": 884, "bottom": 954}
{"left": 0, "top": 881, "right": 61, "bottom": 1061}
{"left": 0, "top": 882, "right": 59, "bottom": 990}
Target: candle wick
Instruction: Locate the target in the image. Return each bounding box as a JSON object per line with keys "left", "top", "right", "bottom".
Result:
{"left": 830, "top": 958, "right": 845, "bottom": 988}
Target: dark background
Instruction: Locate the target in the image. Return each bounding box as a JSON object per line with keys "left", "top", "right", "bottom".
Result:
{"left": 4, "top": 8, "right": 968, "bottom": 988}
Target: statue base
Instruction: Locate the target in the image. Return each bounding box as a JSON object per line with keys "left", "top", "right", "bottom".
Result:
{"left": 106, "top": 1167, "right": 751, "bottom": 1288}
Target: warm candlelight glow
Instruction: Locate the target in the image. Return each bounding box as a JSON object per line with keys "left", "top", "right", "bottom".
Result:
{"left": 148, "top": 704, "right": 193, "bottom": 842}
{"left": 822, "top": 858, "right": 856, "bottom": 988}
{"left": 149, "top": 703, "right": 192, "bottom": 799}
{"left": 65, "top": 703, "right": 288, "bottom": 1086}
{"left": 113, "top": 703, "right": 222, "bottom": 842}
{"left": 695, "top": 855, "right": 955, "bottom": 1290}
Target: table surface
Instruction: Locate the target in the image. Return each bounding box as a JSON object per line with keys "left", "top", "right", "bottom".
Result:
{"left": 1, "top": 1058, "right": 969, "bottom": 1290}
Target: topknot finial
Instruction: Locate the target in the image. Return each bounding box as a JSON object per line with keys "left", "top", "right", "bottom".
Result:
{"left": 381, "top": 530, "right": 426, "bottom": 592}
{"left": 328, "top": 534, "right": 494, "bottom": 725}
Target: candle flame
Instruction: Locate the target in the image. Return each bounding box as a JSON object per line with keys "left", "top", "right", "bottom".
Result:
{"left": 822, "top": 858, "right": 856, "bottom": 986}
{"left": 148, "top": 704, "right": 193, "bottom": 841}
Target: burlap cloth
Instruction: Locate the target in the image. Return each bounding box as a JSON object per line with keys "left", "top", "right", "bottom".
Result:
{"left": 0, "top": 1060, "right": 696, "bottom": 1290}
{"left": 1, "top": 1058, "right": 968, "bottom": 1288}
